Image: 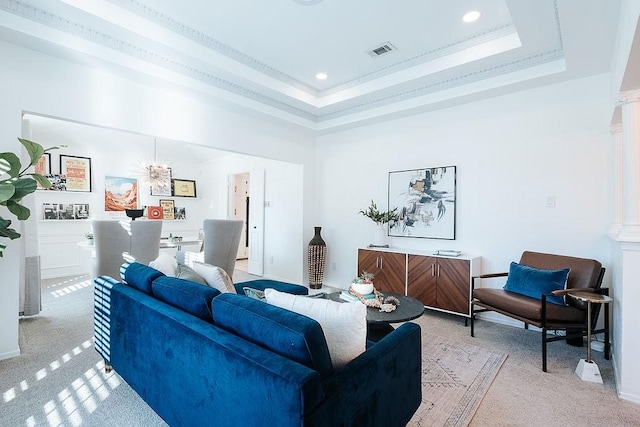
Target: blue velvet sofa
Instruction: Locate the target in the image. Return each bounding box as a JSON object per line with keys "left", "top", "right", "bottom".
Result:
{"left": 94, "top": 262, "right": 422, "bottom": 426}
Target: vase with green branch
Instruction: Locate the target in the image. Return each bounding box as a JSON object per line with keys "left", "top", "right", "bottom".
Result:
{"left": 359, "top": 200, "right": 398, "bottom": 247}
{"left": 0, "top": 138, "right": 63, "bottom": 257}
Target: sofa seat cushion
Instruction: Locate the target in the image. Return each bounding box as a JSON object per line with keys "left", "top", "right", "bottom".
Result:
{"left": 151, "top": 276, "right": 220, "bottom": 322}
{"left": 234, "top": 279, "right": 308, "bottom": 296}
{"left": 212, "top": 293, "right": 334, "bottom": 379}
{"left": 265, "top": 289, "right": 367, "bottom": 370}
{"left": 474, "top": 288, "right": 584, "bottom": 323}
{"left": 121, "top": 262, "right": 164, "bottom": 294}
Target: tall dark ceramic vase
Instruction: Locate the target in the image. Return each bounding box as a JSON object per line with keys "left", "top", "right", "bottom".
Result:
{"left": 308, "top": 226, "right": 327, "bottom": 289}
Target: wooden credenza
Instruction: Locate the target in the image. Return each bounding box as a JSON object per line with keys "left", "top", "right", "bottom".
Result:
{"left": 357, "top": 248, "right": 481, "bottom": 318}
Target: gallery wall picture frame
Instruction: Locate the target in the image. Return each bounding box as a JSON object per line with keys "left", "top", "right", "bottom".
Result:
{"left": 159, "top": 199, "right": 175, "bottom": 220}
{"left": 388, "top": 166, "right": 457, "bottom": 240}
{"left": 43, "top": 203, "right": 90, "bottom": 220}
{"left": 147, "top": 205, "right": 163, "bottom": 220}
{"left": 35, "top": 153, "right": 51, "bottom": 189}
{"left": 60, "top": 155, "right": 92, "bottom": 192}
{"left": 104, "top": 176, "right": 138, "bottom": 211}
{"left": 150, "top": 166, "right": 172, "bottom": 196}
{"left": 35, "top": 153, "right": 51, "bottom": 175}
{"left": 171, "top": 179, "right": 197, "bottom": 198}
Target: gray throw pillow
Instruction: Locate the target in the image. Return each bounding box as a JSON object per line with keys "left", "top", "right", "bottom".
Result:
{"left": 176, "top": 263, "right": 207, "bottom": 285}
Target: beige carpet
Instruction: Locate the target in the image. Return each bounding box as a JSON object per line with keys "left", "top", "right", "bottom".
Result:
{"left": 408, "top": 322, "right": 507, "bottom": 427}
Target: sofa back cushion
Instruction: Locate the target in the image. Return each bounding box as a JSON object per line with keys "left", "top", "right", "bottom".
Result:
{"left": 121, "top": 262, "right": 164, "bottom": 294}
{"left": 151, "top": 276, "right": 220, "bottom": 322}
{"left": 212, "top": 293, "right": 334, "bottom": 379}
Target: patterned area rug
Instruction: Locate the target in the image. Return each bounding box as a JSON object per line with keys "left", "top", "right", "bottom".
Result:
{"left": 408, "top": 335, "right": 507, "bottom": 427}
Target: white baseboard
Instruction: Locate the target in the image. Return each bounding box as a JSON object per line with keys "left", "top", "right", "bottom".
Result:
{"left": 0, "top": 349, "right": 20, "bottom": 361}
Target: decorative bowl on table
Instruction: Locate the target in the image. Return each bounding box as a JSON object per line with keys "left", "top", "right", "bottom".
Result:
{"left": 125, "top": 209, "right": 145, "bottom": 220}
{"left": 350, "top": 282, "right": 374, "bottom": 295}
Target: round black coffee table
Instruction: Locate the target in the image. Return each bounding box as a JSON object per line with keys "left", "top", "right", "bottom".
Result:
{"left": 328, "top": 292, "right": 425, "bottom": 341}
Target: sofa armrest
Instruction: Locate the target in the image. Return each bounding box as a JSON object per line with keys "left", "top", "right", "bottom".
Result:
{"left": 472, "top": 272, "right": 508, "bottom": 291}
{"left": 306, "top": 322, "right": 422, "bottom": 426}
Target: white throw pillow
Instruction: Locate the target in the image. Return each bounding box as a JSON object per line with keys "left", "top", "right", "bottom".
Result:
{"left": 192, "top": 261, "right": 236, "bottom": 294}
{"left": 264, "top": 288, "right": 367, "bottom": 370}
{"left": 149, "top": 252, "right": 178, "bottom": 277}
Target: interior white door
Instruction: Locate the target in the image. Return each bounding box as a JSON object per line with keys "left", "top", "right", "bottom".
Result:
{"left": 248, "top": 169, "right": 265, "bottom": 276}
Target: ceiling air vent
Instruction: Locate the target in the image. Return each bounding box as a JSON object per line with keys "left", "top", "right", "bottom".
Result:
{"left": 368, "top": 42, "right": 397, "bottom": 58}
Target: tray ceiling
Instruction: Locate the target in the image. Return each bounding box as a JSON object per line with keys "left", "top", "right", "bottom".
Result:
{"left": 0, "top": 0, "right": 621, "bottom": 131}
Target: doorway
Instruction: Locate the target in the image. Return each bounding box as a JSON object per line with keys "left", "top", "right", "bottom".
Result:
{"left": 231, "top": 172, "right": 250, "bottom": 260}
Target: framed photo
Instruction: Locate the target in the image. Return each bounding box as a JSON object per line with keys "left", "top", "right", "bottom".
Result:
{"left": 150, "top": 166, "right": 172, "bottom": 196}
{"left": 388, "top": 166, "right": 456, "bottom": 240}
{"left": 35, "top": 153, "right": 51, "bottom": 189}
{"left": 42, "top": 174, "right": 67, "bottom": 191}
{"left": 172, "top": 179, "right": 197, "bottom": 198}
{"left": 42, "top": 203, "right": 90, "bottom": 220}
{"left": 174, "top": 206, "right": 186, "bottom": 220}
{"left": 35, "top": 153, "right": 51, "bottom": 175}
{"left": 160, "top": 199, "right": 175, "bottom": 220}
{"left": 60, "top": 155, "right": 92, "bottom": 192}
{"left": 147, "top": 205, "right": 163, "bottom": 220}
{"left": 104, "top": 176, "right": 138, "bottom": 211}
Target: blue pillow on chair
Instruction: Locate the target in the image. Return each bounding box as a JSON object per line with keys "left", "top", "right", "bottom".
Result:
{"left": 503, "top": 262, "right": 570, "bottom": 306}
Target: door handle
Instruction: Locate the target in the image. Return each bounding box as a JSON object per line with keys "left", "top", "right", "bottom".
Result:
{"left": 437, "top": 264, "right": 441, "bottom": 277}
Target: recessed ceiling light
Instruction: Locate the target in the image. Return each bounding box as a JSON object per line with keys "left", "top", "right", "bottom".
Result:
{"left": 462, "top": 11, "right": 480, "bottom": 23}
{"left": 316, "top": 73, "right": 328, "bottom": 80}
{"left": 293, "top": 0, "right": 323, "bottom": 5}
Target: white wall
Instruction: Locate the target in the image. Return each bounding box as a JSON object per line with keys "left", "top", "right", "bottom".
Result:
{"left": 0, "top": 40, "right": 315, "bottom": 360}
{"left": 202, "top": 154, "right": 305, "bottom": 282}
{"left": 315, "top": 74, "right": 612, "bottom": 292}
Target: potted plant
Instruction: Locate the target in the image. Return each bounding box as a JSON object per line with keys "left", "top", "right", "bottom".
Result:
{"left": 0, "top": 138, "right": 61, "bottom": 257}
{"left": 85, "top": 232, "right": 94, "bottom": 245}
{"left": 359, "top": 200, "right": 398, "bottom": 247}
{"left": 351, "top": 271, "right": 375, "bottom": 295}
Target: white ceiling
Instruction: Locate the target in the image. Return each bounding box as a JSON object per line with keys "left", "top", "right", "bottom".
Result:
{"left": 0, "top": 0, "right": 623, "bottom": 131}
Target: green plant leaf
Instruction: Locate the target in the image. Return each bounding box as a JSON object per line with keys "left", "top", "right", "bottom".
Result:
{"left": 0, "top": 152, "right": 21, "bottom": 177}
{"left": 31, "top": 173, "right": 52, "bottom": 189}
{"left": 0, "top": 182, "right": 16, "bottom": 203}
{"left": 6, "top": 200, "right": 31, "bottom": 220}
{"left": 10, "top": 177, "right": 37, "bottom": 200}
{"left": 18, "top": 138, "right": 45, "bottom": 167}
{"left": 0, "top": 217, "right": 20, "bottom": 240}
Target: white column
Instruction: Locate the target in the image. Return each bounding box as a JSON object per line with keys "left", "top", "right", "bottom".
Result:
{"left": 617, "top": 90, "right": 640, "bottom": 240}
{"left": 612, "top": 89, "right": 640, "bottom": 403}
{"left": 609, "top": 123, "right": 623, "bottom": 236}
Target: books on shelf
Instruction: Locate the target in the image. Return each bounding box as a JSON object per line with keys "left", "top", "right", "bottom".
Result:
{"left": 340, "top": 290, "right": 376, "bottom": 302}
{"left": 433, "top": 249, "right": 462, "bottom": 257}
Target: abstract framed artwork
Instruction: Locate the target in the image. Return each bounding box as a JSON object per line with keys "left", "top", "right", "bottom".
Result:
{"left": 60, "top": 155, "right": 92, "bottom": 192}
{"left": 388, "top": 166, "right": 456, "bottom": 240}
{"left": 171, "top": 179, "right": 197, "bottom": 197}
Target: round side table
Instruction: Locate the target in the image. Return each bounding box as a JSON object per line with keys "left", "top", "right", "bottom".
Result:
{"left": 568, "top": 291, "right": 613, "bottom": 384}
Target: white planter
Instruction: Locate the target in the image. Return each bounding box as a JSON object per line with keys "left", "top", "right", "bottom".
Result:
{"left": 372, "top": 225, "right": 387, "bottom": 247}
{"left": 351, "top": 282, "right": 374, "bottom": 295}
